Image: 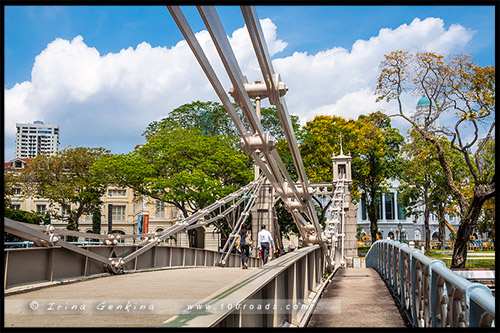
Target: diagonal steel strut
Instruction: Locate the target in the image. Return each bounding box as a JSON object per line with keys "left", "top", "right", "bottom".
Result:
{"left": 167, "top": 5, "right": 334, "bottom": 269}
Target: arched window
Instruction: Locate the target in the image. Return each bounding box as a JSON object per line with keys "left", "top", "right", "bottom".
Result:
{"left": 414, "top": 229, "right": 422, "bottom": 240}
{"left": 85, "top": 230, "right": 97, "bottom": 242}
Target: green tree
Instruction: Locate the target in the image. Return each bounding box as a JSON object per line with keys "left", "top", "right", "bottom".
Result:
{"left": 93, "top": 124, "right": 253, "bottom": 239}
{"left": 376, "top": 51, "right": 495, "bottom": 268}
{"left": 398, "top": 131, "right": 467, "bottom": 252}
{"left": 354, "top": 112, "right": 404, "bottom": 243}
{"left": 4, "top": 170, "right": 19, "bottom": 209}
{"left": 4, "top": 208, "right": 51, "bottom": 243}
{"left": 144, "top": 100, "right": 241, "bottom": 140}
{"left": 475, "top": 197, "right": 495, "bottom": 242}
{"left": 18, "top": 147, "right": 111, "bottom": 236}
{"left": 150, "top": 101, "right": 304, "bottom": 238}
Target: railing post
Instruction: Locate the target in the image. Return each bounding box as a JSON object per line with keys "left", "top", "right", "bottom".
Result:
{"left": 429, "top": 259, "right": 446, "bottom": 327}
{"left": 365, "top": 240, "right": 495, "bottom": 328}
{"left": 392, "top": 242, "right": 398, "bottom": 291}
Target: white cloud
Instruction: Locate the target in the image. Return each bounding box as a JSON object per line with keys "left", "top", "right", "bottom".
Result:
{"left": 4, "top": 16, "right": 474, "bottom": 160}
{"left": 309, "top": 87, "right": 378, "bottom": 121}
{"left": 273, "top": 17, "right": 474, "bottom": 124}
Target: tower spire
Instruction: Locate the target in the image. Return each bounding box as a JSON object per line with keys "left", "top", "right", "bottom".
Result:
{"left": 339, "top": 133, "right": 344, "bottom": 156}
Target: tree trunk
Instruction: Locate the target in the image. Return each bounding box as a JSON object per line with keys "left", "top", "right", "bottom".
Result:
{"left": 367, "top": 200, "right": 378, "bottom": 245}
{"left": 451, "top": 194, "right": 487, "bottom": 268}
{"left": 423, "top": 179, "right": 431, "bottom": 253}
{"left": 66, "top": 217, "right": 78, "bottom": 242}
{"left": 437, "top": 203, "right": 446, "bottom": 250}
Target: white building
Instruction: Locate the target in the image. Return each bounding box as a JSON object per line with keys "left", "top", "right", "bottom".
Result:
{"left": 357, "top": 97, "right": 457, "bottom": 242}
{"left": 15, "top": 121, "right": 59, "bottom": 158}
{"left": 356, "top": 178, "right": 461, "bottom": 242}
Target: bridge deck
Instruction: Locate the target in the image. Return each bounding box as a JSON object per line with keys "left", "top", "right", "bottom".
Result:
{"left": 4, "top": 267, "right": 253, "bottom": 327}
{"left": 307, "top": 268, "right": 407, "bottom": 327}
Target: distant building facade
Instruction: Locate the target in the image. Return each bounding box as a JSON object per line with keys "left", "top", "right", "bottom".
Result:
{"left": 357, "top": 96, "right": 458, "bottom": 242}
{"left": 5, "top": 158, "right": 220, "bottom": 250}
{"left": 15, "top": 121, "right": 59, "bottom": 158}
{"left": 356, "top": 178, "right": 462, "bottom": 242}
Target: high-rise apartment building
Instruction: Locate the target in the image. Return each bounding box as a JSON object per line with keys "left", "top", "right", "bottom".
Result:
{"left": 15, "top": 121, "right": 60, "bottom": 158}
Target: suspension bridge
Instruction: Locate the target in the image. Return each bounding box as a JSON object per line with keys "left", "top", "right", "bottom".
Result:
{"left": 4, "top": 6, "right": 495, "bottom": 328}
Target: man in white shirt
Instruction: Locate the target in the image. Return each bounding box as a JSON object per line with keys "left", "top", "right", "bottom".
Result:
{"left": 258, "top": 224, "right": 274, "bottom": 265}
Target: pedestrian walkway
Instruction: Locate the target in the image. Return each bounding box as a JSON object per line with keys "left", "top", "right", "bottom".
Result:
{"left": 4, "top": 267, "right": 253, "bottom": 327}
{"left": 307, "top": 268, "right": 407, "bottom": 327}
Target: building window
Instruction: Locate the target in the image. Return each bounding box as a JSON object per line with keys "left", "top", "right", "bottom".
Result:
{"left": 414, "top": 229, "right": 422, "bottom": 240}
{"left": 11, "top": 204, "right": 21, "bottom": 210}
{"left": 108, "top": 189, "right": 127, "bottom": 197}
{"left": 13, "top": 187, "right": 22, "bottom": 195}
{"left": 112, "top": 205, "right": 126, "bottom": 221}
{"left": 338, "top": 164, "right": 346, "bottom": 179}
{"left": 385, "top": 193, "right": 395, "bottom": 220}
{"left": 155, "top": 200, "right": 166, "bottom": 218}
{"left": 397, "top": 195, "right": 405, "bottom": 220}
{"left": 61, "top": 206, "right": 71, "bottom": 216}
{"left": 36, "top": 204, "right": 47, "bottom": 214}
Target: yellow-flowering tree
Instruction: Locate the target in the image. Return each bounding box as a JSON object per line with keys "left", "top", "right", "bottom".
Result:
{"left": 301, "top": 112, "right": 404, "bottom": 241}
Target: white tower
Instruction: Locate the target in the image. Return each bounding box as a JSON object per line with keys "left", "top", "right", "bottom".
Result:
{"left": 411, "top": 95, "right": 440, "bottom": 128}
{"left": 327, "top": 135, "right": 357, "bottom": 267}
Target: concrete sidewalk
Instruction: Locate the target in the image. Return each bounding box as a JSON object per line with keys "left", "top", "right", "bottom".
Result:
{"left": 4, "top": 267, "right": 253, "bottom": 327}
{"left": 307, "top": 268, "right": 407, "bottom": 327}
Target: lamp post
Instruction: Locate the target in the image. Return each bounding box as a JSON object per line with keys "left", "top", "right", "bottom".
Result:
{"left": 398, "top": 222, "right": 403, "bottom": 242}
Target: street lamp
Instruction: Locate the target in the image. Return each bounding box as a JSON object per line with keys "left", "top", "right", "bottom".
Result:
{"left": 398, "top": 222, "right": 403, "bottom": 242}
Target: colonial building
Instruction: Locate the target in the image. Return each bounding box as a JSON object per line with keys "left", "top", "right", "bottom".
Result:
{"left": 356, "top": 178, "right": 461, "bottom": 242}
{"left": 357, "top": 96, "right": 458, "bottom": 242}
{"left": 5, "top": 158, "right": 221, "bottom": 250}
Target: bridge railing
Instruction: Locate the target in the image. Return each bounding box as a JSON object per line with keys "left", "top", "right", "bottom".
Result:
{"left": 160, "top": 245, "right": 328, "bottom": 327}
{"left": 366, "top": 240, "right": 495, "bottom": 328}
{"left": 4, "top": 245, "right": 260, "bottom": 292}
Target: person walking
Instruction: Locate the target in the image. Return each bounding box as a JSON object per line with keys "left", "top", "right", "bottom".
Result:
{"left": 237, "top": 224, "right": 252, "bottom": 269}
{"left": 258, "top": 224, "right": 274, "bottom": 265}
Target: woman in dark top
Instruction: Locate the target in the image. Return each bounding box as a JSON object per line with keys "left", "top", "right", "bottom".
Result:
{"left": 237, "top": 223, "right": 252, "bottom": 269}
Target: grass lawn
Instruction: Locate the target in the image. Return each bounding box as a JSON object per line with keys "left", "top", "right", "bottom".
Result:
{"left": 356, "top": 245, "right": 496, "bottom": 269}
{"left": 425, "top": 251, "right": 495, "bottom": 269}
{"left": 439, "top": 258, "right": 496, "bottom": 269}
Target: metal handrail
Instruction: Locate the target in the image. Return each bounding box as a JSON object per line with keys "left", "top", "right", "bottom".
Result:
{"left": 366, "top": 240, "right": 495, "bottom": 328}
{"left": 159, "top": 245, "right": 327, "bottom": 327}
{"left": 4, "top": 245, "right": 260, "bottom": 292}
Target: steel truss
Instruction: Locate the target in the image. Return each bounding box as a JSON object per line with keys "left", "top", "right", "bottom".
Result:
{"left": 5, "top": 6, "right": 347, "bottom": 274}
{"left": 168, "top": 5, "right": 344, "bottom": 270}
{"left": 5, "top": 177, "right": 264, "bottom": 273}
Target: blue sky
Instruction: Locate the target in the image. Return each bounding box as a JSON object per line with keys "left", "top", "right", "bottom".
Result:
{"left": 4, "top": 5, "right": 496, "bottom": 161}
{"left": 5, "top": 5, "right": 495, "bottom": 88}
